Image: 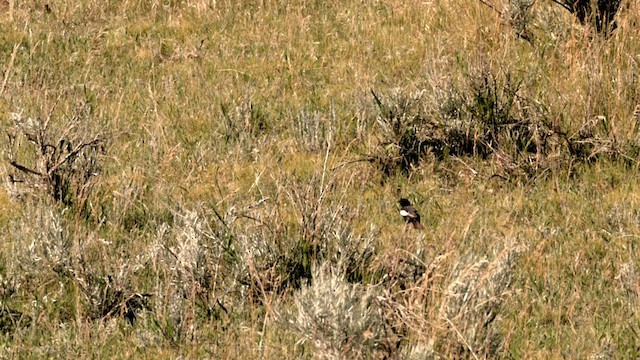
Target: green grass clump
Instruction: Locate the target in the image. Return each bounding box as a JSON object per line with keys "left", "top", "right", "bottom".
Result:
{"left": 1, "top": 0, "right": 640, "bottom": 358}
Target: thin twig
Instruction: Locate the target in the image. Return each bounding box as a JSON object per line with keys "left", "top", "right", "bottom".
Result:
{"left": 441, "top": 311, "right": 481, "bottom": 360}
{"left": 478, "top": 0, "right": 503, "bottom": 15}
{"left": 0, "top": 43, "right": 19, "bottom": 97}
{"left": 47, "top": 137, "right": 104, "bottom": 175}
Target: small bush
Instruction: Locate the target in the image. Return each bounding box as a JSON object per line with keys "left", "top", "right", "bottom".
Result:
{"left": 285, "top": 261, "right": 386, "bottom": 359}
{"left": 616, "top": 260, "right": 639, "bottom": 309}
{"left": 291, "top": 108, "right": 335, "bottom": 152}
{"left": 368, "top": 66, "right": 549, "bottom": 178}
{"left": 368, "top": 63, "right": 640, "bottom": 182}
{"left": 219, "top": 95, "right": 270, "bottom": 147}
{"left": 508, "top": 0, "right": 536, "bottom": 42}
{"left": 5, "top": 205, "right": 150, "bottom": 328}
{"left": 437, "top": 244, "right": 522, "bottom": 357}
{"left": 368, "top": 88, "right": 432, "bottom": 176}
{"left": 373, "top": 239, "right": 524, "bottom": 359}
{"left": 147, "top": 209, "right": 235, "bottom": 343}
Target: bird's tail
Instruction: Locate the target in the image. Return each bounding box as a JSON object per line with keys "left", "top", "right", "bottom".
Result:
{"left": 412, "top": 221, "right": 425, "bottom": 230}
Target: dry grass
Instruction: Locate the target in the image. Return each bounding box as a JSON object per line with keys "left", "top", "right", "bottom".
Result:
{"left": 1, "top": 0, "right": 640, "bottom": 358}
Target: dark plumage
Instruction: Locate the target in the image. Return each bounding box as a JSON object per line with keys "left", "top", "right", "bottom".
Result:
{"left": 399, "top": 198, "right": 424, "bottom": 229}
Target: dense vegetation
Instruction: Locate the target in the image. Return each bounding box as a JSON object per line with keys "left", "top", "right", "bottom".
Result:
{"left": 1, "top": 0, "right": 639, "bottom": 358}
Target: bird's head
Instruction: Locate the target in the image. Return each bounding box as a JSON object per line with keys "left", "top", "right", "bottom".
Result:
{"left": 399, "top": 198, "right": 411, "bottom": 207}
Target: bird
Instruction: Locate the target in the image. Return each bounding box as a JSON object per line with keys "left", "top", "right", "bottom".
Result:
{"left": 399, "top": 198, "right": 424, "bottom": 229}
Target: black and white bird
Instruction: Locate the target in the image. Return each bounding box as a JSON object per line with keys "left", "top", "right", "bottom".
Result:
{"left": 399, "top": 198, "right": 424, "bottom": 229}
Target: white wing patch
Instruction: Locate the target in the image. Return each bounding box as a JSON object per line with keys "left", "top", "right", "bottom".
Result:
{"left": 400, "top": 209, "right": 411, "bottom": 217}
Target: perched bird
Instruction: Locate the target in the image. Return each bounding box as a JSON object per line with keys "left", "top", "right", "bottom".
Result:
{"left": 399, "top": 198, "right": 424, "bottom": 229}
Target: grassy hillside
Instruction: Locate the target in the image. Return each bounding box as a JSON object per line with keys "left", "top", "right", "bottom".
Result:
{"left": 1, "top": 0, "right": 640, "bottom": 358}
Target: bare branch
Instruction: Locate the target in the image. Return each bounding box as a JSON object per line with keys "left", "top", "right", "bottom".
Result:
{"left": 47, "top": 137, "right": 104, "bottom": 176}
{"left": 9, "top": 160, "right": 43, "bottom": 176}
{"left": 550, "top": 0, "right": 572, "bottom": 12}
{"left": 478, "top": 0, "right": 503, "bottom": 15}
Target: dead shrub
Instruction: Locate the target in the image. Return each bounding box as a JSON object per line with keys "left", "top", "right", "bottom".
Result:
{"left": 5, "top": 101, "right": 107, "bottom": 215}
{"left": 234, "top": 168, "right": 378, "bottom": 304}
{"left": 0, "top": 305, "right": 31, "bottom": 336}
{"left": 552, "top": 0, "right": 623, "bottom": 35}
